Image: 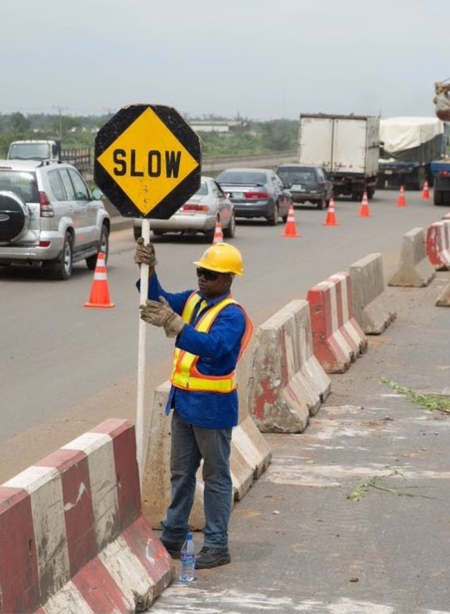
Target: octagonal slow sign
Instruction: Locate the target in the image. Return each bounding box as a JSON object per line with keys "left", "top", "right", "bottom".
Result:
{"left": 94, "top": 104, "right": 201, "bottom": 219}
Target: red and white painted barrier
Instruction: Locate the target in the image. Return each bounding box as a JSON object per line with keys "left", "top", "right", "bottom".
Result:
{"left": 426, "top": 220, "right": 450, "bottom": 270}
{"left": 142, "top": 376, "right": 272, "bottom": 529}
{"left": 0, "top": 419, "right": 174, "bottom": 614}
{"left": 308, "top": 272, "right": 367, "bottom": 373}
{"left": 248, "top": 299, "right": 331, "bottom": 433}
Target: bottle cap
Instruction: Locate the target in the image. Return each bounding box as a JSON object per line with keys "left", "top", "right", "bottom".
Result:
{"left": 186, "top": 533, "right": 193, "bottom": 540}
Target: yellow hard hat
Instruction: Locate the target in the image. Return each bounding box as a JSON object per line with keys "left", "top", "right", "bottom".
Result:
{"left": 193, "top": 243, "right": 244, "bottom": 276}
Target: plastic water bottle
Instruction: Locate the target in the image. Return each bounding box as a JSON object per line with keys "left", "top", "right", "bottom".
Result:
{"left": 179, "top": 533, "right": 195, "bottom": 583}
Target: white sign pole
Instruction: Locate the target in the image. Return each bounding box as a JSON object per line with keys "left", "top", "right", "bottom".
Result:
{"left": 136, "top": 217, "right": 150, "bottom": 484}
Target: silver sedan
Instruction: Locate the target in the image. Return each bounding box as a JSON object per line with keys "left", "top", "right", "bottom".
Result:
{"left": 133, "top": 176, "right": 236, "bottom": 242}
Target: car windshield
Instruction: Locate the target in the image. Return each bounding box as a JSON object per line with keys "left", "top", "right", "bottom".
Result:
{"left": 8, "top": 143, "right": 51, "bottom": 161}
{"left": 277, "top": 168, "right": 315, "bottom": 184}
{"left": 0, "top": 170, "right": 39, "bottom": 202}
{"left": 195, "top": 180, "right": 208, "bottom": 196}
{"left": 217, "top": 171, "right": 266, "bottom": 185}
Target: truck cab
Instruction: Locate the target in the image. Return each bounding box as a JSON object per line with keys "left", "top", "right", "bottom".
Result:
{"left": 430, "top": 160, "right": 450, "bottom": 206}
{"left": 7, "top": 140, "right": 61, "bottom": 163}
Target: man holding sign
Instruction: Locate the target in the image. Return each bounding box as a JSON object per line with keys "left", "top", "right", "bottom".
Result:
{"left": 135, "top": 240, "right": 252, "bottom": 569}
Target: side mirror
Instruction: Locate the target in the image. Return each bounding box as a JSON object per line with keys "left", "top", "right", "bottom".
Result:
{"left": 92, "top": 188, "right": 103, "bottom": 200}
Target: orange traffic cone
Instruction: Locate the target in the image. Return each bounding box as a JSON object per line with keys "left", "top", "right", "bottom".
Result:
{"left": 213, "top": 219, "right": 224, "bottom": 244}
{"left": 84, "top": 252, "right": 115, "bottom": 309}
{"left": 397, "top": 185, "right": 407, "bottom": 207}
{"left": 422, "top": 180, "right": 430, "bottom": 200}
{"left": 358, "top": 191, "right": 371, "bottom": 217}
{"left": 281, "top": 204, "right": 300, "bottom": 237}
{"left": 323, "top": 198, "right": 339, "bottom": 226}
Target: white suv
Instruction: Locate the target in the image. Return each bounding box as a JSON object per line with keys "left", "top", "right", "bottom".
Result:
{"left": 0, "top": 160, "right": 110, "bottom": 280}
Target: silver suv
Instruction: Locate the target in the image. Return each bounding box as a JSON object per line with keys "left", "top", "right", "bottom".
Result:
{"left": 0, "top": 160, "right": 110, "bottom": 280}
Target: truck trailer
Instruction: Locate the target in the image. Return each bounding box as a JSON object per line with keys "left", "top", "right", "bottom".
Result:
{"left": 298, "top": 114, "right": 380, "bottom": 200}
{"left": 377, "top": 117, "right": 445, "bottom": 190}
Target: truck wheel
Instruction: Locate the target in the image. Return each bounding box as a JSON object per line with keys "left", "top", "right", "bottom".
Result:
{"left": 434, "top": 190, "right": 444, "bottom": 206}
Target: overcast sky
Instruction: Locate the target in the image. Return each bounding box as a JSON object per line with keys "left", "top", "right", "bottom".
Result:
{"left": 2, "top": 0, "right": 449, "bottom": 121}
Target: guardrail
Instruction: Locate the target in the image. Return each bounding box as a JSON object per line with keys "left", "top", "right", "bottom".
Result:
{"left": 202, "top": 151, "right": 297, "bottom": 174}
{"left": 61, "top": 147, "right": 92, "bottom": 171}
{"left": 84, "top": 150, "right": 298, "bottom": 182}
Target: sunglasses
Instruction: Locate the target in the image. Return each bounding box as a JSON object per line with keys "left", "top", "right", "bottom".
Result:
{"left": 196, "top": 267, "right": 220, "bottom": 281}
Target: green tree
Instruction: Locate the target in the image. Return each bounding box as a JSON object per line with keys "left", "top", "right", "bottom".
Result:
{"left": 9, "top": 112, "right": 30, "bottom": 133}
{"left": 257, "top": 119, "right": 298, "bottom": 151}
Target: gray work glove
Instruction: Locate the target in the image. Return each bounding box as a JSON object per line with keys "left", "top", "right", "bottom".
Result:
{"left": 134, "top": 237, "right": 157, "bottom": 267}
{"left": 139, "top": 296, "right": 185, "bottom": 338}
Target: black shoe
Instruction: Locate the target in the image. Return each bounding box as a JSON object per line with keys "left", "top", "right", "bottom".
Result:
{"left": 195, "top": 546, "right": 231, "bottom": 569}
{"left": 160, "top": 537, "right": 183, "bottom": 559}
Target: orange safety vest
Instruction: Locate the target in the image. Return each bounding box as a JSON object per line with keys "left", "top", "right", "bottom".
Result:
{"left": 170, "top": 292, "right": 253, "bottom": 393}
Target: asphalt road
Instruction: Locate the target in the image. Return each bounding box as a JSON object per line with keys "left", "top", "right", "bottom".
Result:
{"left": 151, "top": 274, "right": 450, "bottom": 613}
{"left": 0, "top": 190, "right": 446, "bottom": 484}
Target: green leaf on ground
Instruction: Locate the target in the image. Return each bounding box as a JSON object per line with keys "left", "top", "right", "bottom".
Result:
{"left": 347, "top": 468, "right": 434, "bottom": 502}
{"left": 380, "top": 377, "right": 450, "bottom": 413}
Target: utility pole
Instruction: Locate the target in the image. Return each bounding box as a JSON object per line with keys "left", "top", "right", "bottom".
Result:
{"left": 52, "top": 106, "right": 67, "bottom": 141}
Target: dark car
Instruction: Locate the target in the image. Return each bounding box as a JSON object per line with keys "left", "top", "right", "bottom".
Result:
{"left": 216, "top": 168, "right": 291, "bottom": 225}
{"left": 275, "top": 164, "right": 333, "bottom": 210}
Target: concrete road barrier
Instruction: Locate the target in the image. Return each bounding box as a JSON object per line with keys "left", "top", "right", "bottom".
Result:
{"left": 426, "top": 220, "right": 450, "bottom": 270}
{"left": 141, "top": 374, "right": 271, "bottom": 531}
{"left": 389, "top": 227, "right": 436, "bottom": 287}
{"left": 0, "top": 419, "right": 173, "bottom": 614}
{"left": 436, "top": 280, "right": 450, "bottom": 307}
{"left": 350, "top": 253, "right": 397, "bottom": 334}
{"left": 247, "top": 300, "right": 331, "bottom": 433}
{"left": 307, "top": 274, "right": 367, "bottom": 374}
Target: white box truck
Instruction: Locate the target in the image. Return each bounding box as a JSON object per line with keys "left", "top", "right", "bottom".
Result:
{"left": 298, "top": 114, "right": 380, "bottom": 200}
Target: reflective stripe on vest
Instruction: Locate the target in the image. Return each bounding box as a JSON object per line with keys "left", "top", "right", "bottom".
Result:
{"left": 170, "top": 293, "right": 252, "bottom": 393}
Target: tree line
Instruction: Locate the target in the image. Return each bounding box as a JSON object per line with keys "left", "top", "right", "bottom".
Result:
{"left": 0, "top": 112, "right": 298, "bottom": 158}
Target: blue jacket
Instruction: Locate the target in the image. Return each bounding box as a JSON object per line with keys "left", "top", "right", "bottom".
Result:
{"left": 138, "top": 273, "right": 247, "bottom": 429}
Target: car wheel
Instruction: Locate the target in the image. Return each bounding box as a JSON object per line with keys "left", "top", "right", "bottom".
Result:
{"left": 223, "top": 212, "right": 236, "bottom": 238}
{"left": 267, "top": 204, "right": 279, "bottom": 226}
{"left": 204, "top": 222, "right": 216, "bottom": 243}
{"left": 49, "top": 232, "right": 73, "bottom": 280}
{"left": 86, "top": 224, "right": 109, "bottom": 271}
{"left": 317, "top": 196, "right": 326, "bottom": 210}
